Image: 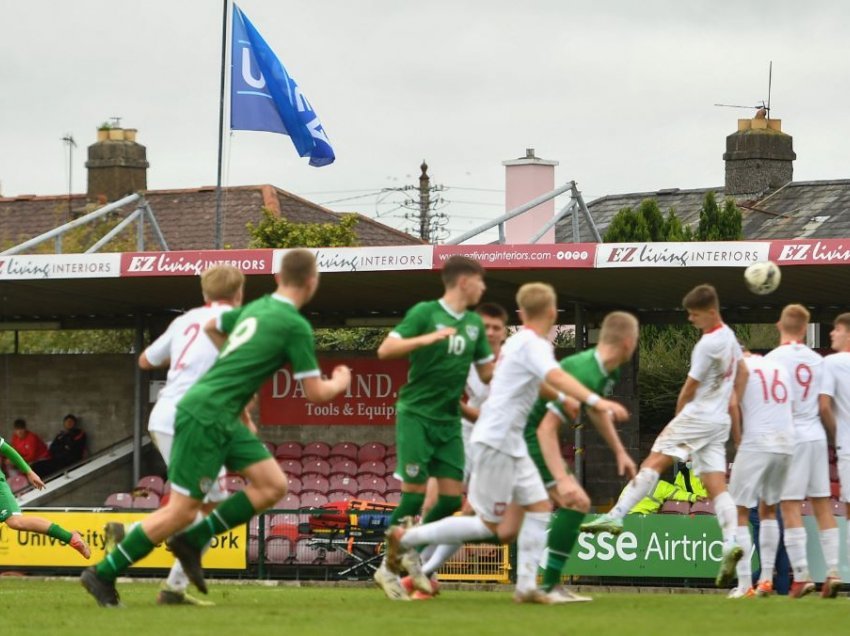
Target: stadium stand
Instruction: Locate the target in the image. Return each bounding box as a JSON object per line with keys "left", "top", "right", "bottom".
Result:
{"left": 274, "top": 442, "right": 302, "bottom": 460}
{"left": 136, "top": 475, "right": 164, "bottom": 496}
{"left": 358, "top": 442, "right": 386, "bottom": 463}
{"left": 303, "top": 442, "right": 331, "bottom": 459}
{"left": 660, "top": 500, "right": 691, "bottom": 514}
{"left": 329, "top": 442, "right": 359, "bottom": 461}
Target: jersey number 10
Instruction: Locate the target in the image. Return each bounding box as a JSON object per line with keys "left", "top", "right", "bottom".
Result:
{"left": 447, "top": 334, "right": 466, "bottom": 356}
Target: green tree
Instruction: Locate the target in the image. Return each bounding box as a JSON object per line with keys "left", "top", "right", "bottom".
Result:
{"left": 247, "top": 208, "right": 359, "bottom": 248}
{"left": 696, "top": 192, "right": 743, "bottom": 241}
{"left": 603, "top": 206, "right": 651, "bottom": 242}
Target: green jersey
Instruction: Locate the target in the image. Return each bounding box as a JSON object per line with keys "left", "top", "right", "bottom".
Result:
{"left": 178, "top": 294, "right": 319, "bottom": 422}
{"left": 392, "top": 299, "right": 493, "bottom": 424}
{"left": 524, "top": 347, "right": 620, "bottom": 441}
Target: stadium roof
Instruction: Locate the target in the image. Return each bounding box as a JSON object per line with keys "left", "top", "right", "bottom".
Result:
{"left": 1, "top": 239, "right": 849, "bottom": 330}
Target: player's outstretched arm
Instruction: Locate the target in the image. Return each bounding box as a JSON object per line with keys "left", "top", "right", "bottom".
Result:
{"left": 474, "top": 361, "right": 494, "bottom": 384}
{"left": 204, "top": 317, "right": 229, "bottom": 350}
{"left": 138, "top": 351, "right": 168, "bottom": 370}
{"left": 545, "top": 368, "right": 629, "bottom": 422}
{"left": 0, "top": 442, "right": 43, "bottom": 488}
{"left": 819, "top": 394, "right": 837, "bottom": 441}
{"left": 729, "top": 393, "right": 742, "bottom": 449}
{"left": 377, "top": 327, "right": 456, "bottom": 360}
{"left": 733, "top": 359, "right": 749, "bottom": 403}
{"left": 586, "top": 409, "right": 637, "bottom": 479}
{"left": 302, "top": 365, "right": 352, "bottom": 404}
{"left": 674, "top": 376, "right": 700, "bottom": 415}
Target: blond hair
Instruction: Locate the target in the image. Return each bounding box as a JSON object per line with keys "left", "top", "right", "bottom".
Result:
{"left": 516, "top": 283, "right": 556, "bottom": 319}
{"left": 779, "top": 304, "right": 810, "bottom": 336}
{"left": 201, "top": 265, "right": 244, "bottom": 302}
{"left": 280, "top": 249, "right": 317, "bottom": 287}
{"left": 600, "top": 311, "right": 639, "bottom": 346}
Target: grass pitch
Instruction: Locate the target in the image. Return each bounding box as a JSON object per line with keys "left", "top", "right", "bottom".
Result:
{"left": 2, "top": 579, "right": 848, "bottom": 636}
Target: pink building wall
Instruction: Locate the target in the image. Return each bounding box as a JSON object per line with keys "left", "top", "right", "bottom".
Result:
{"left": 503, "top": 148, "right": 558, "bottom": 244}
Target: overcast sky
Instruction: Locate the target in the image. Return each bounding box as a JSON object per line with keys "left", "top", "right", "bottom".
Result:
{"left": 2, "top": 1, "right": 848, "bottom": 241}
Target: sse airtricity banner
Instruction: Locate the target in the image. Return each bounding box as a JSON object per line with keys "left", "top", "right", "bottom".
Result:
{"left": 230, "top": 4, "right": 335, "bottom": 167}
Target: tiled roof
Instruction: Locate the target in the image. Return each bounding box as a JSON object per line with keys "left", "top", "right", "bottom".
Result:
{"left": 0, "top": 185, "right": 421, "bottom": 251}
{"left": 555, "top": 180, "right": 850, "bottom": 242}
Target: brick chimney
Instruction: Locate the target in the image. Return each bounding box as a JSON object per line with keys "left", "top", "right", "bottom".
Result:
{"left": 723, "top": 117, "right": 795, "bottom": 197}
{"left": 86, "top": 126, "right": 148, "bottom": 202}
{"left": 502, "top": 148, "right": 559, "bottom": 244}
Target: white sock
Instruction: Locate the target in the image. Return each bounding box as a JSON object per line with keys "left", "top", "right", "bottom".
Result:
{"left": 784, "top": 526, "right": 810, "bottom": 581}
{"left": 758, "top": 520, "right": 779, "bottom": 582}
{"left": 166, "top": 512, "right": 205, "bottom": 591}
{"left": 735, "top": 526, "right": 752, "bottom": 590}
{"left": 422, "top": 544, "right": 462, "bottom": 576}
{"left": 713, "top": 492, "right": 737, "bottom": 546}
{"left": 516, "top": 511, "right": 551, "bottom": 593}
{"left": 401, "top": 515, "right": 494, "bottom": 549}
{"left": 610, "top": 468, "right": 660, "bottom": 518}
{"left": 819, "top": 527, "right": 839, "bottom": 575}
{"left": 419, "top": 544, "right": 437, "bottom": 563}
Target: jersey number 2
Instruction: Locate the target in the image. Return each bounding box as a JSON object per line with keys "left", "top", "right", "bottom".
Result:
{"left": 174, "top": 323, "right": 201, "bottom": 369}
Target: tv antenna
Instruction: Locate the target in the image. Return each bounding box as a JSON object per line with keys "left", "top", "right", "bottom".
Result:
{"left": 714, "top": 61, "right": 773, "bottom": 119}
{"left": 61, "top": 133, "right": 77, "bottom": 220}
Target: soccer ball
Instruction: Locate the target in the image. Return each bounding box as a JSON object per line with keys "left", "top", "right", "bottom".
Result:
{"left": 744, "top": 261, "right": 781, "bottom": 295}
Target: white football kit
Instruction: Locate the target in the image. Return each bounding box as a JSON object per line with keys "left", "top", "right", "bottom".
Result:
{"left": 728, "top": 356, "right": 794, "bottom": 508}
{"left": 765, "top": 342, "right": 829, "bottom": 500}
{"left": 145, "top": 302, "right": 232, "bottom": 502}
{"left": 821, "top": 351, "right": 850, "bottom": 502}
{"left": 461, "top": 363, "right": 491, "bottom": 482}
{"left": 468, "top": 329, "right": 558, "bottom": 522}
{"left": 652, "top": 323, "right": 742, "bottom": 475}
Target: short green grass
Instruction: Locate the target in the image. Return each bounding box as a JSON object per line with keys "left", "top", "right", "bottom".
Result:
{"left": 2, "top": 580, "right": 848, "bottom": 636}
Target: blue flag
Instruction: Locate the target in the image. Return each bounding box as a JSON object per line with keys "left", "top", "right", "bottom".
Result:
{"left": 230, "top": 4, "right": 335, "bottom": 167}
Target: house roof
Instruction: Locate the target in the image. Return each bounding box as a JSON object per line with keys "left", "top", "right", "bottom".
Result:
{"left": 556, "top": 179, "right": 850, "bottom": 243}
{"left": 0, "top": 184, "right": 422, "bottom": 251}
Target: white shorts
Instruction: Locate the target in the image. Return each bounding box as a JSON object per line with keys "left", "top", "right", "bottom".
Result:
{"left": 651, "top": 413, "right": 729, "bottom": 475}
{"left": 150, "top": 428, "right": 227, "bottom": 503}
{"left": 467, "top": 442, "right": 548, "bottom": 523}
{"left": 461, "top": 422, "right": 474, "bottom": 483}
{"left": 838, "top": 456, "right": 850, "bottom": 503}
{"left": 781, "top": 439, "right": 830, "bottom": 500}
{"left": 728, "top": 450, "right": 791, "bottom": 508}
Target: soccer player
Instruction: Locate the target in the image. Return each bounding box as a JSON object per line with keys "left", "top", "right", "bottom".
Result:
{"left": 581, "top": 284, "right": 748, "bottom": 588}
{"left": 819, "top": 313, "right": 850, "bottom": 590}
{"left": 0, "top": 437, "right": 90, "bottom": 558}
{"left": 81, "top": 249, "right": 351, "bottom": 607}
{"left": 726, "top": 350, "right": 794, "bottom": 599}
{"left": 127, "top": 264, "right": 244, "bottom": 606}
{"left": 372, "top": 256, "right": 495, "bottom": 599}
{"left": 384, "top": 283, "right": 629, "bottom": 603}
{"left": 765, "top": 304, "right": 840, "bottom": 598}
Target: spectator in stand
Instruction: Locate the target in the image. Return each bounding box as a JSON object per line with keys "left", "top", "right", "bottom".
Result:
{"left": 8, "top": 419, "right": 49, "bottom": 468}
{"left": 31, "top": 414, "right": 87, "bottom": 477}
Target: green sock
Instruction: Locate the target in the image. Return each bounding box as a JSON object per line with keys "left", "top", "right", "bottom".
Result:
{"left": 388, "top": 491, "right": 425, "bottom": 526}
{"left": 421, "top": 495, "right": 462, "bottom": 524}
{"left": 181, "top": 490, "right": 257, "bottom": 550}
{"left": 46, "top": 523, "right": 72, "bottom": 544}
{"left": 542, "top": 508, "right": 586, "bottom": 591}
{"left": 95, "top": 524, "right": 155, "bottom": 582}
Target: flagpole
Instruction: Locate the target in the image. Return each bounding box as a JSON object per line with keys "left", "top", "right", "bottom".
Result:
{"left": 214, "top": 0, "right": 230, "bottom": 250}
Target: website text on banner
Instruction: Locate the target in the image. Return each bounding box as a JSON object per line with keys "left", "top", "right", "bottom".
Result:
{"left": 595, "top": 242, "right": 770, "bottom": 268}
{"left": 433, "top": 244, "right": 596, "bottom": 269}
{"left": 0, "top": 511, "right": 245, "bottom": 568}
{"left": 121, "top": 250, "right": 274, "bottom": 277}
{"left": 260, "top": 358, "right": 408, "bottom": 426}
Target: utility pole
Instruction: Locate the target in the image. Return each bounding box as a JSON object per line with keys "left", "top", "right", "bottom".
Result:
{"left": 402, "top": 159, "right": 446, "bottom": 243}
{"left": 419, "top": 161, "right": 431, "bottom": 243}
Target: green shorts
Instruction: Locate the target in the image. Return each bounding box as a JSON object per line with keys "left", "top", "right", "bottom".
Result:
{"left": 395, "top": 410, "right": 464, "bottom": 484}
{"left": 525, "top": 430, "right": 571, "bottom": 489}
{"left": 169, "top": 408, "right": 272, "bottom": 500}
{"left": 0, "top": 477, "right": 21, "bottom": 522}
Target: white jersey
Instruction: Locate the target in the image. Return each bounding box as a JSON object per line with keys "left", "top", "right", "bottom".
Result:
{"left": 680, "top": 324, "right": 742, "bottom": 423}
{"left": 821, "top": 351, "right": 850, "bottom": 457}
{"left": 144, "top": 302, "right": 232, "bottom": 434}
{"left": 471, "top": 329, "right": 559, "bottom": 458}
{"left": 738, "top": 355, "right": 794, "bottom": 454}
{"left": 765, "top": 342, "right": 825, "bottom": 443}
{"left": 461, "top": 360, "right": 492, "bottom": 428}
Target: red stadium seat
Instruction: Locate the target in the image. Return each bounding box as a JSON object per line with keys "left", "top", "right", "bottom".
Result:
{"left": 830, "top": 499, "right": 844, "bottom": 516}
{"left": 262, "top": 441, "right": 276, "bottom": 456}
{"left": 294, "top": 538, "right": 325, "bottom": 564}
{"left": 249, "top": 515, "right": 271, "bottom": 537}
{"left": 278, "top": 459, "right": 302, "bottom": 477}
{"left": 223, "top": 475, "right": 247, "bottom": 493}
{"left": 356, "top": 490, "right": 384, "bottom": 503}
{"left": 327, "top": 490, "right": 356, "bottom": 504}
{"left": 357, "top": 474, "right": 387, "bottom": 494}
{"left": 300, "top": 492, "right": 329, "bottom": 508}
{"left": 801, "top": 500, "right": 813, "bottom": 516}
{"left": 328, "top": 473, "right": 359, "bottom": 495}
{"left": 660, "top": 500, "right": 690, "bottom": 515}
{"left": 358, "top": 442, "right": 387, "bottom": 463}
{"left": 265, "top": 537, "right": 294, "bottom": 564}
{"left": 323, "top": 548, "right": 348, "bottom": 565}
{"left": 301, "top": 473, "right": 330, "bottom": 493}
{"left": 136, "top": 475, "right": 165, "bottom": 496}
{"left": 329, "top": 442, "right": 359, "bottom": 462}
{"left": 248, "top": 537, "right": 262, "bottom": 563}
{"left": 302, "top": 459, "right": 331, "bottom": 477}
{"left": 104, "top": 492, "right": 133, "bottom": 508}
{"left": 287, "top": 475, "right": 302, "bottom": 496}
{"left": 303, "top": 442, "right": 331, "bottom": 459}
{"left": 385, "top": 490, "right": 402, "bottom": 504}
{"left": 329, "top": 458, "right": 358, "bottom": 477}
{"left": 359, "top": 461, "right": 386, "bottom": 476}
{"left": 689, "top": 500, "right": 715, "bottom": 515}
{"left": 8, "top": 474, "right": 30, "bottom": 494}
{"left": 274, "top": 493, "right": 301, "bottom": 510}
{"left": 385, "top": 473, "right": 401, "bottom": 489}
{"left": 268, "top": 512, "right": 300, "bottom": 529}
{"left": 132, "top": 492, "right": 161, "bottom": 509}
{"left": 829, "top": 464, "right": 839, "bottom": 482}
{"left": 269, "top": 523, "right": 300, "bottom": 542}
{"left": 275, "top": 442, "right": 302, "bottom": 460}
{"left": 384, "top": 455, "right": 397, "bottom": 474}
